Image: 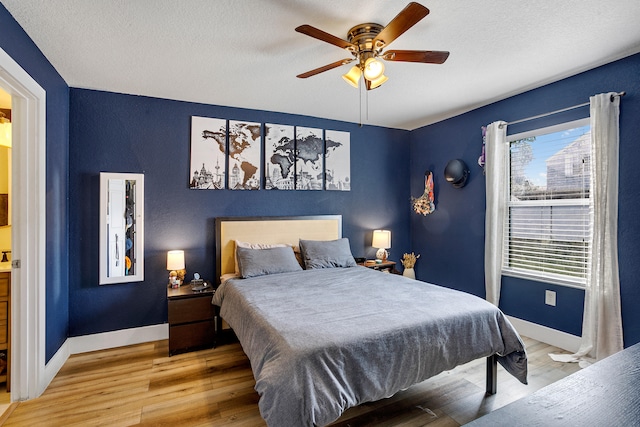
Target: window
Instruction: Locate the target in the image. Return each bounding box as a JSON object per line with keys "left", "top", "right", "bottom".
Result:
{"left": 503, "top": 118, "right": 591, "bottom": 287}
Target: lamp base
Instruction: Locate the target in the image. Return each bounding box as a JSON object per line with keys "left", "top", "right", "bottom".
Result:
{"left": 176, "top": 269, "right": 186, "bottom": 283}
{"left": 375, "top": 248, "right": 388, "bottom": 262}
{"left": 168, "top": 269, "right": 186, "bottom": 288}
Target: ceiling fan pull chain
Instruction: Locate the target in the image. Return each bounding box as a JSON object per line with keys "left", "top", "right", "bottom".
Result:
{"left": 359, "top": 78, "right": 363, "bottom": 127}
{"left": 366, "top": 85, "right": 369, "bottom": 121}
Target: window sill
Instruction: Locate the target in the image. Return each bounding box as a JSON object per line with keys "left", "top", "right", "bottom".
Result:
{"left": 502, "top": 269, "right": 586, "bottom": 289}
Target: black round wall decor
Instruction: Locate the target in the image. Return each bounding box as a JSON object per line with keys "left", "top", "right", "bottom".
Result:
{"left": 444, "top": 159, "right": 470, "bottom": 188}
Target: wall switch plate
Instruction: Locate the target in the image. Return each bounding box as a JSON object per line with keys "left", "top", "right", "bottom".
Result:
{"left": 545, "top": 290, "right": 557, "bottom": 306}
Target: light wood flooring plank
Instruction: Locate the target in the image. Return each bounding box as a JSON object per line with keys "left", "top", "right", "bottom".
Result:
{"left": 1, "top": 337, "right": 580, "bottom": 426}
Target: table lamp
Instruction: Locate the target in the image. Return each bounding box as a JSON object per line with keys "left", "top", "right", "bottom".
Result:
{"left": 372, "top": 230, "right": 391, "bottom": 262}
{"left": 167, "top": 250, "right": 186, "bottom": 287}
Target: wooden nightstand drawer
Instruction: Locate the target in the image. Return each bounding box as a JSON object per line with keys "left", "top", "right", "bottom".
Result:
{"left": 168, "top": 296, "right": 215, "bottom": 324}
{"left": 169, "top": 320, "right": 215, "bottom": 353}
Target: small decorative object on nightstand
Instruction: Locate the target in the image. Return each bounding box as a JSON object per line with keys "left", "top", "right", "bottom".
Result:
{"left": 190, "top": 272, "right": 209, "bottom": 292}
{"left": 167, "top": 283, "right": 215, "bottom": 356}
{"left": 401, "top": 252, "right": 420, "bottom": 279}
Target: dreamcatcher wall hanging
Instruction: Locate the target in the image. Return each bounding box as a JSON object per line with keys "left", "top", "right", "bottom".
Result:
{"left": 412, "top": 170, "right": 435, "bottom": 215}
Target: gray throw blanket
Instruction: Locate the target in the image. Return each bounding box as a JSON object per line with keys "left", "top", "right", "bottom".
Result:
{"left": 212, "top": 267, "right": 527, "bottom": 426}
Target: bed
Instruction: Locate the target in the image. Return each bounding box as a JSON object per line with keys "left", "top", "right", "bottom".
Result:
{"left": 212, "top": 215, "right": 527, "bottom": 427}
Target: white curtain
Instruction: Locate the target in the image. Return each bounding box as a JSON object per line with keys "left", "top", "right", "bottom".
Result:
{"left": 484, "top": 121, "right": 507, "bottom": 306}
{"left": 551, "top": 92, "right": 623, "bottom": 366}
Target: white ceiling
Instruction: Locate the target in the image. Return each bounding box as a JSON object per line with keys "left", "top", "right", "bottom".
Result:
{"left": 2, "top": 0, "right": 640, "bottom": 130}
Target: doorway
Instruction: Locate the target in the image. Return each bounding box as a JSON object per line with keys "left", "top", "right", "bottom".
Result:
{"left": 0, "top": 45, "right": 47, "bottom": 402}
{"left": 0, "top": 86, "right": 12, "bottom": 408}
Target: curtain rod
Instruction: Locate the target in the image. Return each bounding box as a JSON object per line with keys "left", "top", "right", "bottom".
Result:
{"left": 499, "top": 91, "right": 626, "bottom": 128}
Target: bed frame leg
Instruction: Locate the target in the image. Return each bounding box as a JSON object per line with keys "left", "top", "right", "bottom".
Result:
{"left": 486, "top": 354, "right": 497, "bottom": 395}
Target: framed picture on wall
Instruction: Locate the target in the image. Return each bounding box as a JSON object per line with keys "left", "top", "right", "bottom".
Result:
{"left": 190, "top": 116, "right": 226, "bottom": 189}
{"left": 295, "top": 127, "right": 323, "bottom": 190}
{"left": 264, "top": 123, "right": 295, "bottom": 190}
{"left": 228, "top": 120, "right": 261, "bottom": 190}
{"left": 325, "top": 130, "right": 350, "bottom": 191}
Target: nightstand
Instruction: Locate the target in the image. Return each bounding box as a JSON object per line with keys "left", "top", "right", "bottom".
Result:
{"left": 359, "top": 260, "right": 401, "bottom": 274}
{"left": 167, "top": 284, "right": 215, "bottom": 356}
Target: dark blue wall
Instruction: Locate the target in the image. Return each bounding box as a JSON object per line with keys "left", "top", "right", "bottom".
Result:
{"left": 0, "top": 3, "right": 70, "bottom": 362}
{"left": 68, "top": 89, "right": 411, "bottom": 336}
{"left": 410, "top": 52, "right": 640, "bottom": 347}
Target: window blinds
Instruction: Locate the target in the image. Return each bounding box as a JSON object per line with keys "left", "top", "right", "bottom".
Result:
{"left": 504, "top": 121, "right": 592, "bottom": 286}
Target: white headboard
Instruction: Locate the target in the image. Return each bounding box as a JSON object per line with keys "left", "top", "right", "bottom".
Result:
{"left": 215, "top": 215, "right": 342, "bottom": 283}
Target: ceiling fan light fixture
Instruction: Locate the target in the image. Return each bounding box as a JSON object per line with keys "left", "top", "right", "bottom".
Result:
{"left": 342, "top": 65, "right": 362, "bottom": 88}
{"left": 368, "top": 74, "right": 388, "bottom": 89}
{"left": 295, "top": 3, "right": 449, "bottom": 95}
{"left": 363, "top": 57, "right": 384, "bottom": 80}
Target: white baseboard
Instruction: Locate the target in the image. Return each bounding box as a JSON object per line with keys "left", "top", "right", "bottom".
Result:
{"left": 507, "top": 316, "right": 581, "bottom": 353}
{"left": 68, "top": 324, "right": 169, "bottom": 354}
{"left": 43, "top": 339, "right": 70, "bottom": 395}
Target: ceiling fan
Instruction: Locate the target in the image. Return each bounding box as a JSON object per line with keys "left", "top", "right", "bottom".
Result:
{"left": 295, "top": 2, "right": 449, "bottom": 90}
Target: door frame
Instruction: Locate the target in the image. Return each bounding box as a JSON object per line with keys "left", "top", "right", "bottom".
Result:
{"left": 0, "top": 46, "right": 47, "bottom": 401}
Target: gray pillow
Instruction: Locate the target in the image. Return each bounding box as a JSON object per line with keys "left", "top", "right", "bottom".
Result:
{"left": 236, "top": 246, "right": 303, "bottom": 278}
{"left": 299, "top": 238, "right": 357, "bottom": 269}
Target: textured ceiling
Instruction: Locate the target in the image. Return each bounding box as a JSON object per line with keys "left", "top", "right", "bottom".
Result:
{"left": 3, "top": 0, "right": 640, "bottom": 130}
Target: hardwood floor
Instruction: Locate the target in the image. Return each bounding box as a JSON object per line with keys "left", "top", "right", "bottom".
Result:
{"left": 0, "top": 336, "right": 579, "bottom": 426}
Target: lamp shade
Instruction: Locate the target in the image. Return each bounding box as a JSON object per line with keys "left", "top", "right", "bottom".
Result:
{"left": 372, "top": 230, "right": 391, "bottom": 249}
{"left": 363, "top": 58, "right": 384, "bottom": 80}
{"left": 368, "top": 74, "right": 388, "bottom": 89}
{"left": 342, "top": 65, "right": 362, "bottom": 88}
{"left": 166, "top": 250, "right": 185, "bottom": 271}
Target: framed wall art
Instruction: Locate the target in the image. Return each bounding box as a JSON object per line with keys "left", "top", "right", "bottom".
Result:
{"left": 190, "top": 116, "right": 226, "bottom": 189}
{"left": 264, "top": 123, "right": 295, "bottom": 190}
{"left": 99, "top": 172, "right": 144, "bottom": 284}
{"left": 295, "top": 127, "right": 323, "bottom": 190}
{"left": 228, "top": 120, "right": 261, "bottom": 190}
{"left": 325, "top": 130, "right": 350, "bottom": 191}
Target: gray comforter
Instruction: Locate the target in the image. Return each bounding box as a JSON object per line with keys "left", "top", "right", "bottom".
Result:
{"left": 212, "top": 267, "right": 527, "bottom": 427}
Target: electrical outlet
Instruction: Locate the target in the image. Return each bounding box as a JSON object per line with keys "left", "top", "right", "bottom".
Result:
{"left": 545, "top": 290, "right": 556, "bottom": 306}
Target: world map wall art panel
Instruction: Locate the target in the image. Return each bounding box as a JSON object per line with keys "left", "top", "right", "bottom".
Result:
{"left": 189, "top": 117, "right": 350, "bottom": 191}
{"left": 325, "top": 130, "right": 350, "bottom": 191}
{"left": 265, "top": 124, "right": 295, "bottom": 190}
{"left": 295, "top": 127, "right": 323, "bottom": 191}
{"left": 228, "top": 120, "right": 261, "bottom": 190}
{"left": 190, "top": 116, "right": 226, "bottom": 189}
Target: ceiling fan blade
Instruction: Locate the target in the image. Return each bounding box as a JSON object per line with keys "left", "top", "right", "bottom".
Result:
{"left": 296, "top": 58, "right": 354, "bottom": 78}
{"left": 295, "top": 25, "right": 357, "bottom": 51}
{"left": 372, "top": 2, "right": 430, "bottom": 49}
{"left": 382, "top": 50, "right": 450, "bottom": 64}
